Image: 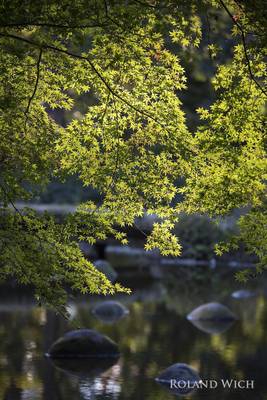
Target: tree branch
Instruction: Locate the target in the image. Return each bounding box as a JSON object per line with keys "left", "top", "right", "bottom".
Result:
{"left": 219, "top": 0, "right": 267, "bottom": 97}
{"left": 0, "top": 32, "right": 172, "bottom": 133}
{"left": 0, "top": 182, "right": 24, "bottom": 219}
{"left": 0, "top": 21, "right": 107, "bottom": 29}
{"left": 24, "top": 47, "right": 43, "bottom": 125}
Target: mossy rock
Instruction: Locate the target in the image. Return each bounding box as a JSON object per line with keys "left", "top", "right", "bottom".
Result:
{"left": 47, "top": 329, "right": 119, "bottom": 359}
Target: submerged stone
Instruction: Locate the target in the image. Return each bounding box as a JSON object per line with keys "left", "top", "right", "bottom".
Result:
{"left": 92, "top": 301, "right": 129, "bottom": 324}
{"left": 187, "top": 302, "right": 237, "bottom": 321}
{"left": 231, "top": 290, "right": 256, "bottom": 299}
{"left": 156, "top": 363, "right": 200, "bottom": 396}
{"left": 94, "top": 260, "right": 118, "bottom": 283}
{"left": 47, "top": 329, "right": 119, "bottom": 359}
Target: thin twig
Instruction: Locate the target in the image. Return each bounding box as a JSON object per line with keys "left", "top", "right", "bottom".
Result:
{"left": 0, "top": 32, "right": 172, "bottom": 133}
{"left": 219, "top": 0, "right": 267, "bottom": 97}
{"left": 107, "top": 96, "right": 121, "bottom": 192}
{"left": 0, "top": 182, "right": 24, "bottom": 219}
{"left": 24, "top": 47, "right": 43, "bottom": 126}
{"left": 0, "top": 21, "right": 107, "bottom": 29}
{"left": 103, "top": 0, "right": 136, "bottom": 36}
{"left": 134, "top": 222, "right": 148, "bottom": 237}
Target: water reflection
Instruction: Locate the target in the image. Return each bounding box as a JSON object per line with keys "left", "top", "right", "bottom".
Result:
{"left": 79, "top": 363, "right": 122, "bottom": 399}
{"left": 50, "top": 357, "right": 120, "bottom": 379}
{"left": 188, "top": 319, "right": 235, "bottom": 335}
{"left": 156, "top": 380, "right": 198, "bottom": 397}
{"left": 0, "top": 273, "right": 267, "bottom": 399}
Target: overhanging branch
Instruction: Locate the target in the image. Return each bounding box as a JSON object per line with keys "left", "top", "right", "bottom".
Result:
{"left": 219, "top": 0, "right": 267, "bottom": 97}
{"left": 0, "top": 21, "right": 107, "bottom": 29}
{"left": 24, "top": 47, "right": 43, "bottom": 125}
{"left": 0, "top": 31, "right": 171, "bottom": 133}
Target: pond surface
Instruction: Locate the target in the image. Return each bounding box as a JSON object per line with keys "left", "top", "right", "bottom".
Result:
{"left": 1, "top": 271, "right": 267, "bottom": 400}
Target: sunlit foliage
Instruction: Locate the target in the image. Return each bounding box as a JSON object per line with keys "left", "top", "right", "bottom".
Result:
{"left": 0, "top": 0, "right": 266, "bottom": 307}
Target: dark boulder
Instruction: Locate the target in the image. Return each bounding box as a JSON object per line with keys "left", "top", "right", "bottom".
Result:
{"left": 47, "top": 329, "right": 119, "bottom": 359}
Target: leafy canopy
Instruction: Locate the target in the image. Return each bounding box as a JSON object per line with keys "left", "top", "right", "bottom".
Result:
{"left": 0, "top": 0, "right": 266, "bottom": 309}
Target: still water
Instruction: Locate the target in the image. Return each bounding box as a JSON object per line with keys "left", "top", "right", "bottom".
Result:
{"left": 1, "top": 271, "right": 267, "bottom": 400}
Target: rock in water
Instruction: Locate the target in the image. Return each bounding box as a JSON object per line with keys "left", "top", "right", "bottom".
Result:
{"left": 94, "top": 260, "right": 118, "bottom": 283}
{"left": 92, "top": 301, "right": 129, "bottom": 324}
{"left": 187, "top": 302, "right": 237, "bottom": 321}
{"left": 47, "top": 329, "right": 119, "bottom": 359}
{"left": 156, "top": 363, "right": 200, "bottom": 395}
{"left": 231, "top": 290, "right": 255, "bottom": 299}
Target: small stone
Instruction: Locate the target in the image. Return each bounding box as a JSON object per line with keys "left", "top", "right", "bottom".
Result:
{"left": 94, "top": 260, "right": 118, "bottom": 283}
{"left": 47, "top": 329, "right": 119, "bottom": 359}
{"left": 187, "top": 302, "right": 237, "bottom": 321}
{"left": 79, "top": 241, "right": 97, "bottom": 258}
{"left": 92, "top": 301, "right": 129, "bottom": 324}
{"left": 231, "top": 290, "right": 256, "bottom": 299}
{"left": 156, "top": 363, "right": 200, "bottom": 395}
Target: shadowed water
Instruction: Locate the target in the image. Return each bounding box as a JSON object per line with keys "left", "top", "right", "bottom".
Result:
{"left": 0, "top": 271, "right": 267, "bottom": 400}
